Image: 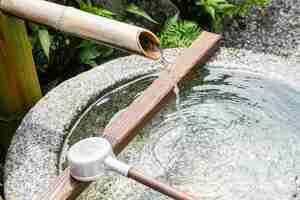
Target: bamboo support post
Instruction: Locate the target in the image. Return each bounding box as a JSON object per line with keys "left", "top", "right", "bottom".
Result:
{"left": 35, "top": 31, "right": 221, "bottom": 200}
{"left": 0, "top": 12, "right": 42, "bottom": 149}
{"left": 0, "top": 0, "right": 161, "bottom": 60}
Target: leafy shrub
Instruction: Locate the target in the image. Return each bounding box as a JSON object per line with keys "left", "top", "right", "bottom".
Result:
{"left": 196, "top": 0, "right": 236, "bottom": 31}
{"left": 171, "top": 0, "right": 271, "bottom": 31}
{"left": 77, "top": 41, "right": 113, "bottom": 67}
{"left": 29, "top": 0, "right": 159, "bottom": 91}
{"left": 159, "top": 15, "right": 202, "bottom": 48}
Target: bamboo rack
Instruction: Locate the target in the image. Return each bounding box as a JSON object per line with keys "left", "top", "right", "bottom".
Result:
{"left": 35, "top": 31, "right": 221, "bottom": 200}
{"left": 0, "top": 0, "right": 161, "bottom": 59}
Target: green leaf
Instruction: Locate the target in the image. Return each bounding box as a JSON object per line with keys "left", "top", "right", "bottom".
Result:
{"left": 100, "top": 48, "right": 114, "bottom": 58}
{"left": 77, "top": 40, "right": 97, "bottom": 49}
{"left": 164, "top": 14, "right": 179, "bottom": 28}
{"left": 219, "top": 4, "right": 236, "bottom": 10}
{"left": 209, "top": 0, "right": 227, "bottom": 4}
{"left": 196, "top": 0, "right": 205, "bottom": 6}
{"left": 28, "top": 22, "right": 40, "bottom": 32}
{"left": 78, "top": 40, "right": 114, "bottom": 66}
{"left": 80, "top": 1, "right": 116, "bottom": 19}
{"left": 82, "top": 59, "right": 98, "bottom": 67}
{"left": 218, "top": 3, "right": 236, "bottom": 9}
{"left": 126, "top": 3, "right": 158, "bottom": 24}
{"left": 206, "top": 6, "right": 216, "bottom": 20}
{"left": 79, "top": 46, "right": 101, "bottom": 62}
{"left": 159, "top": 16, "right": 202, "bottom": 48}
{"left": 38, "top": 29, "right": 51, "bottom": 59}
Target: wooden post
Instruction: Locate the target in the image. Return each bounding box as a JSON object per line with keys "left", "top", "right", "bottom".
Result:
{"left": 35, "top": 31, "right": 221, "bottom": 200}
{"left": 0, "top": 12, "right": 42, "bottom": 149}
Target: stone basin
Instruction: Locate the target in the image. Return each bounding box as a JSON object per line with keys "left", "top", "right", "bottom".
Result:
{"left": 4, "top": 48, "right": 300, "bottom": 200}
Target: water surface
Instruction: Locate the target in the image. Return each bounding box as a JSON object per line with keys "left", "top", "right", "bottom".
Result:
{"left": 62, "top": 65, "right": 300, "bottom": 200}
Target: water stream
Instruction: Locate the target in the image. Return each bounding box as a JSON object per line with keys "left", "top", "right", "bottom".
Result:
{"left": 158, "top": 50, "right": 193, "bottom": 179}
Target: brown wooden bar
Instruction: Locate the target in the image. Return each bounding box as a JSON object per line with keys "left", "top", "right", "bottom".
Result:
{"left": 35, "top": 31, "right": 221, "bottom": 200}
{"left": 127, "top": 168, "right": 196, "bottom": 200}
{"left": 103, "top": 31, "right": 221, "bottom": 154}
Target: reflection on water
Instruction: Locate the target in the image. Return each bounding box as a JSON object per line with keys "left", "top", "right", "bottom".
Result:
{"left": 147, "top": 66, "right": 300, "bottom": 200}
{"left": 63, "top": 65, "right": 300, "bottom": 200}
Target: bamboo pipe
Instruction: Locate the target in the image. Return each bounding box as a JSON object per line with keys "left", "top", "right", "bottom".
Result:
{"left": 0, "top": 0, "right": 161, "bottom": 60}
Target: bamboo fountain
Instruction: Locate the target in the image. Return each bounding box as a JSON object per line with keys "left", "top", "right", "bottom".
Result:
{"left": 0, "top": 0, "right": 221, "bottom": 199}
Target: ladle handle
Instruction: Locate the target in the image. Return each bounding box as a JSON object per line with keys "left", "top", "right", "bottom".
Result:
{"left": 128, "top": 168, "right": 197, "bottom": 200}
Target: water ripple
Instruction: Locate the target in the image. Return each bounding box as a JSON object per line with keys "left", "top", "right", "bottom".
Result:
{"left": 71, "top": 65, "right": 300, "bottom": 200}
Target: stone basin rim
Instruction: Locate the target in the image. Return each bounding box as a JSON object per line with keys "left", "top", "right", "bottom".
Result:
{"left": 4, "top": 48, "right": 300, "bottom": 200}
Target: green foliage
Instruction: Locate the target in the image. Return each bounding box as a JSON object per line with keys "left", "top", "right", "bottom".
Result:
{"left": 77, "top": 41, "right": 114, "bottom": 67}
{"left": 234, "top": 0, "right": 272, "bottom": 16}
{"left": 196, "top": 0, "right": 236, "bottom": 31}
{"left": 38, "top": 29, "right": 51, "bottom": 59}
{"left": 126, "top": 3, "right": 158, "bottom": 24}
{"left": 80, "top": 0, "right": 158, "bottom": 24}
{"left": 195, "top": 0, "right": 271, "bottom": 31}
{"left": 29, "top": 1, "right": 119, "bottom": 73}
{"left": 159, "top": 15, "right": 202, "bottom": 48}
{"left": 78, "top": 1, "right": 157, "bottom": 67}
{"left": 29, "top": 23, "right": 51, "bottom": 60}
{"left": 26, "top": 0, "right": 272, "bottom": 91}
{"left": 79, "top": 0, "right": 116, "bottom": 19}
{"left": 30, "top": 0, "right": 158, "bottom": 73}
{"left": 28, "top": 23, "right": 52, "bottom": 72}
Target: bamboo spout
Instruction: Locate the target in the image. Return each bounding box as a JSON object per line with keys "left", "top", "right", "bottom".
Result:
{"left": 0, "top": 0, "right": 161, "bottom": 60}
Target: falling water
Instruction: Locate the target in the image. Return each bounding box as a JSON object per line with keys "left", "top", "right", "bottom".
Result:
{"left": 155, "top": 45, "right": 183, "bottom": 114}
{"left": 157, "top": 49, "right": 197, "bottom": 189}
{"left": 158, "top": 47, "right": 182, "bottom": 115}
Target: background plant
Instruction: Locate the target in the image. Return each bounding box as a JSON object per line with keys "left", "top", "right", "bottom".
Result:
{"left": 159, "top": 15, "right": 201, "bottom": 48}
{"left": 169, "top": 0, "right": 271, "bottom": 32}
{"left": 29, "top": 0, "right": 160, "bottom": 92}
{"left": 26, "top": 0, "right": 272, "bottom": 93}
{"left": 196, "top": 0, "right": 236, "bottom": 31}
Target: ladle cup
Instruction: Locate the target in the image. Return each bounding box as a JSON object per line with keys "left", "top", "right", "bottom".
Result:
{"left": 67, "top": 137, "right": 197, "bottom": 200}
